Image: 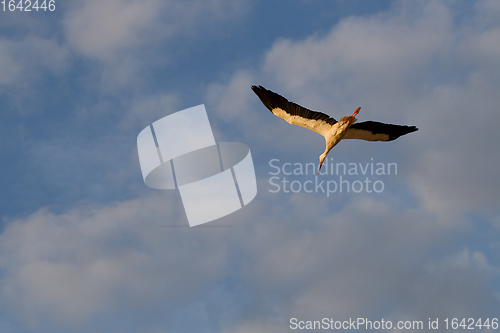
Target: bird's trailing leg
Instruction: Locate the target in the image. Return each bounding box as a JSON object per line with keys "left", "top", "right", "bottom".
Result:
{"left": 343, "top": 107, "right": 361, "bottom": 124}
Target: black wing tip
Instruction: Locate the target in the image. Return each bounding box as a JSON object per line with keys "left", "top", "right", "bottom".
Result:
{"left": 351, "top": 121, "right": 419, "bottom": 141}
{"left": 388, "top": 125, "right": 418, "bottom": 141}
{"left": 251, "top": 85, "right": 267, "bottom": 92}
{"left": 250, "top": 85, "right": 279, "bottom": 112}
{"left": 397, "top": 125, "right": 418, "bottom": 134}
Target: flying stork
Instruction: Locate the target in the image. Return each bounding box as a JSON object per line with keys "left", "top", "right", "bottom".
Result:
{"left": 251, "top": 85, "right": 418, "bottom": 174}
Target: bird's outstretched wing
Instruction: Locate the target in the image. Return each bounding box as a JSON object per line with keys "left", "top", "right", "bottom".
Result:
{"left": 251, "top": 85, "right": 336, "bottom": 136}
{"left": 344, "top": 121, "right": 418, "bottom": 141}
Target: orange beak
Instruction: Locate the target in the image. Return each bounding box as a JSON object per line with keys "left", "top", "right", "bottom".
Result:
{"left": 343, "top": 107, "right": 361, "bottom": 124}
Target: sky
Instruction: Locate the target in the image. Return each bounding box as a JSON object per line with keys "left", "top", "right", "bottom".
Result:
{"left": 1, "top": 0, "right": 500, "bottom": 332}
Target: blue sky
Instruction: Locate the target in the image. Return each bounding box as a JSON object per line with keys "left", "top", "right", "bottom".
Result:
{"left": 1, "top": 0, "right": 500, "bottom": 332}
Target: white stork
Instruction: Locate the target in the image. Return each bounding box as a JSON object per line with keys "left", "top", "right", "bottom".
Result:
{"left": 251, "top": 85, "right": 418, "bottom": 174}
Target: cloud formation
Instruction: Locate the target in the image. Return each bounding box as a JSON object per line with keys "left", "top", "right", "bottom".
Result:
{"left": 63, "top": 0, "right": 248, "bottom": 61}
{"left": 211, "top": 0, "right": 500, "bottom": 218}
{"left": 1, "top": 1, "right": 499, "bottom": 332}
{"left": 0, "top": 37, "right": 69, "bottom": 87}
{"left": 0, "top": 195, "right": 228, "bottom": 329}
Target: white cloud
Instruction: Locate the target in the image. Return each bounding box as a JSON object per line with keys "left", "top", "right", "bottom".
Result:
{"left": 63, "top": 0, "right": 249, "bottom": 61}
{"left": 2, "top": 1, "right": 500, "bottom": 332}
{"left": 206, "top": 71, "right": 255, "bottom": 124}
{"left": 2, "top": 190, "right": 498, "bottom": 331}
{"left": 0, "top": 37, "right": 70, "bottom": 87}
{"left": 63, "top": 0, "right": 163, "bottom": 60}
{"left": 0, "top": 0, "right": 249, "bottom": 92}
{"left": 263, "top": 2, "right": 452, "bottom": 111}
{"left": 218, "top": 195, "right": 499, "bottom": 333}
{"left": 211, "top": 0, "right": 500, "bottom": 218}
{"left": 0, "top": 195, "right": 228, "bottom": 328}
{"left": 58, "top": 0, "right": 250, "bottom": 92}
{"left": 118, "top": 93, "right": 181, "bottom": 131}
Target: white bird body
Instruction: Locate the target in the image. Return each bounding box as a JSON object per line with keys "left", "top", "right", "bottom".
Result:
{"left": 320, "top": 115, "right": 357, "bottom": 163}
{"left": 251, "top": 85, "right": 418, "bottom": 173}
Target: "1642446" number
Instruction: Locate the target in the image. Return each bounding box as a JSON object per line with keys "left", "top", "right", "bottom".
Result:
{"left": 1, "top": 0, "right": 55, "bottom": 11}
